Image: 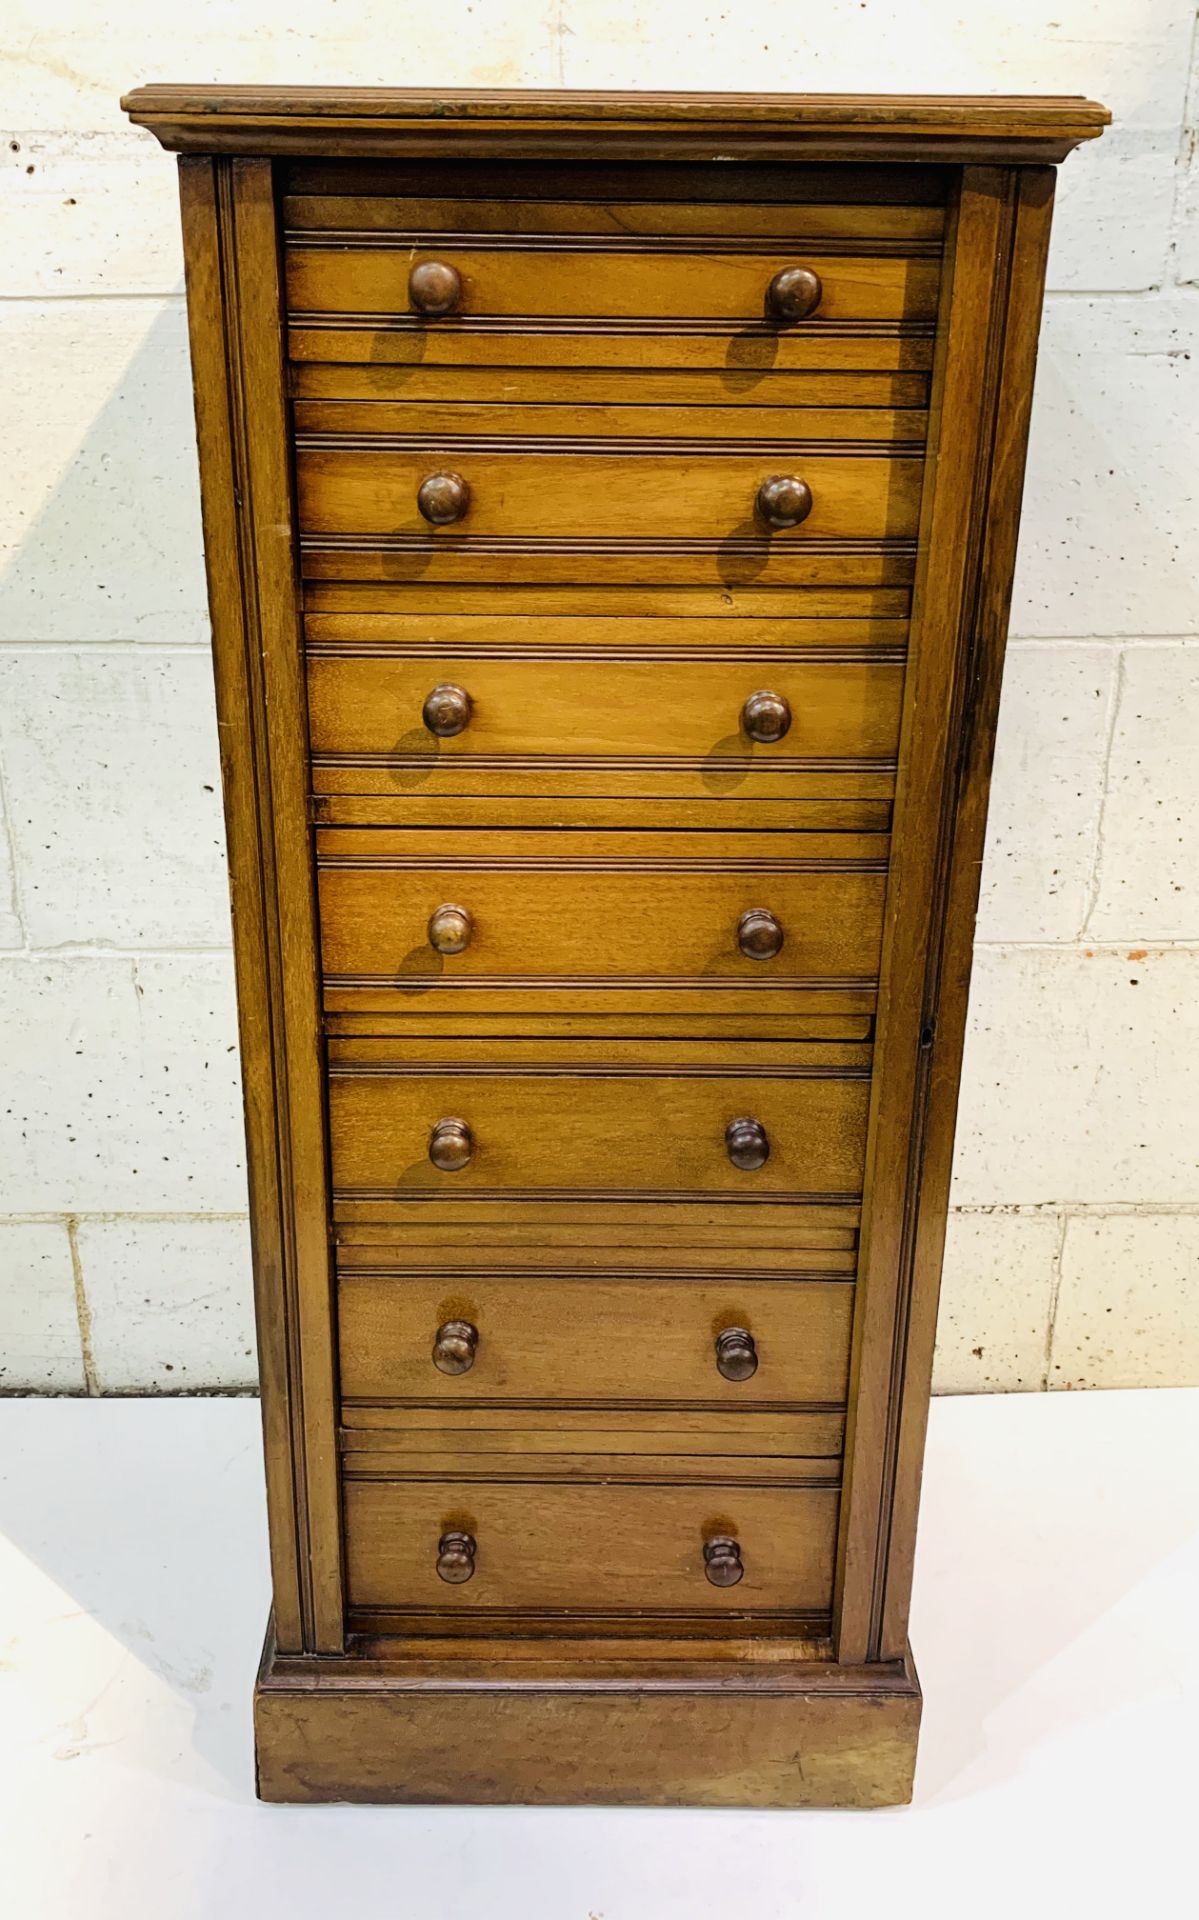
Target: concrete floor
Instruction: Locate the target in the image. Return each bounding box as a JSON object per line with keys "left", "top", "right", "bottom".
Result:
{"left": 1, "top": 1389, "right": 1195, "bottom": 1918}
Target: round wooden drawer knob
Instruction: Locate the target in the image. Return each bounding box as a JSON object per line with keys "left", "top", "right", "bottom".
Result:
{"left": 755, "top": 475, "right": 813, "bottom": 529}
{"left": 409, "top": 260, "right": 463, "bottom": 316}
{"left": 703, "top": 1536, "right": 744, "bottom": 1587}
{"left": 422, "top": 682, "right": 473, "bottom": 737}
{"left": 737, "top": 908, "right": 784, "bottom": 960}
{"left": 741, "top": 689, "right": 792, "bottom": 743}
{"left": 428, "top": 902, "right": 473, "bottom": 954}
{"left": 436, "top": 1530, "right": 477, "bottom": 1583}
{"left": 765, "top": 266, "right": 823, "bottom": 322}
{"left": 417, "top": 471, "right": 471, "bottom": 525}
{"left": 429, "top": 1118, "right": 473, "bottom": 1172}
{"left": 715, "top": 1328, "right": 759, "bottom": 1382}
{"left": 433, "top": 1320, "right": 478, "bottom": 1375}
{"left": 725, "top": 1117, "right": 769, "bottom": 1171}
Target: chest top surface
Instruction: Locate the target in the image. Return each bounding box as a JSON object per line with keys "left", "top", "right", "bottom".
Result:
{"left": 123, "top": 84, "right": 1108, "bottom": 161}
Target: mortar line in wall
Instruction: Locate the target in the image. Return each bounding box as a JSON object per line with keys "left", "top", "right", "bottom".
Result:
{"left": 0, "top": 708, "right": 29, "bottom": 945}
{"left": 1041, "top": 1212, "right": 1070, "bottom": 1392}
{"left": 1007, "top": 634, "right": 1199, "bottom": 648}
{"left": 972, "top": 937, "right": 1199, "bottom": 952}
{"left": 1041, "top": 286, "right": 1199, "bottom": 303}
{"left": 0, "top": 640, "right": 213, "bottom": 654}
{"left": 548, "top": 0, "right": 571, "bottom": 85}
{"left": 8, "top": 1202, "right": 1198, "bottom": 1224}
{"left": 65, "top": 1215, "right": 98, "bottom": 1397}
{"left": 0, "top": 1211, "right": 252, "bottom": 1224}
{"left": 1048, "top": 287, "right": 1169, "bottom": 303}
{"left": 1079, "top": 647, "right": 1128, "bottom": 939}
{"left": 949, "top": 1201, "right": 1199, "bottom": 1218}
{"left": 17, "top": 1386, "right": 265, "bottom": 1400}
{"left": 0, "top": 291, "right": 188, "bottom": 305}
{"left": 0, "top": 945, "right": 235, "bottom": 959}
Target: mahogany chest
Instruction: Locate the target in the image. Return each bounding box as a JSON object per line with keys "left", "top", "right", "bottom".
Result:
{"left": 122, "top": 86, "right": 1107, "bottom": 1806}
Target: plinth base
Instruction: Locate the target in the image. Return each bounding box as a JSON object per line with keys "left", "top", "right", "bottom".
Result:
{"left": 254, "top": 1623, "right": 921, "bottom": 1808}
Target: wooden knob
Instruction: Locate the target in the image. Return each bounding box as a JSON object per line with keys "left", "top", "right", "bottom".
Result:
{"left": 741, "top": 689, "right": 792, "bottom": 744}
{"left": 433, "top": 1320, "right": 478, "bottom": 1375}
{"left": 703, "top": 1536, "right": 744, "bottom": 1587}
{"left": 765, "top": 266, "right": 823, "bottom": 322}
{"left": 428, "top": 902, "right": 473, "bottom": 954}
{"left": 715, "top": 1328, "right": 759, "bottom": 1382}
{"left": 436, "top": 1530, "right": 477, "bottom": 1584}
{"left": 422, "top": 683, "right": 473, "bottom": 737}
{"left": 725, "top": 1117, "right": 769, "bottom": 1171}
{"left": 737, "top": 908, "right": 784, "bottom": 960}
{"left": 429, "top": 1118, "right": 473, "bottom": 1172}
{"left": 409, "top": 259, "right": 462, "bottom": 316}
{"left": 756, "top": 475, "right": 813, "bottom": 529}
{"left": 417, "top": 471, "right": 471, "bottom": 525}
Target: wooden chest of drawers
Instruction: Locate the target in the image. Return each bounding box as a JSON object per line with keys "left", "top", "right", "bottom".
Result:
{"left": 123, "top": 85, "right": 1107, "bottom": 1807}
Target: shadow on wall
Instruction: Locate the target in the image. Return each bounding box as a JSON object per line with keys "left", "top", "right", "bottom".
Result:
{"left": 1011, "top": 296, "right": 1199, "bottom": 638}
{"left": 0, "top": 295, "right": 209, "bottom": 643}
{"left": 0, "top": 292, "right": 255, "bottom": 1383}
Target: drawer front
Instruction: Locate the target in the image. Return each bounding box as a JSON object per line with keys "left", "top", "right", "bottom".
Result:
{"left": 343, "top": 1478, "right": 838, "bottom": 1614}
{"left": 292, "top": 358, "right": 935, "bottom": 409}
{"left": 328, "top": 1062, "right": 870, "bottom": 1200}
{"left": 290, "top": 323, "right": 936, "bottom": 379}
{"left": 294, "top": 397, "right": 927, "bottom": 446}
{"left": 305, "top": 582, "right": 912, "bottom": 619}
{"left": 295, "top": 444, "right": 923, "bottom": 543}
{"left": 283, "top": 182, "right": 946, "bottom": 243}
{"left": 338, "top": 1272, "right": 854, "bottom": 1405}
{"left": 317, "top": 834, "right": 887, "bottom": 984}
{"left": 287, "top": 245, "right": 940, "bottom": 325}
{"left": 306, "top": 655, "right": 905, "bottom": 764}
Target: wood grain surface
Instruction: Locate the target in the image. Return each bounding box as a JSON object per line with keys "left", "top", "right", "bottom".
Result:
{"left": 283, "top": 190, "right": 946, "bottom": 240}
{"left": 295, "top": 443, "right": 924, "bottom": 543}
{"left": 315, "top": 826, "right": 887, "bottom": 986}
{"left": 287, "top": 245, "right": 940, "bottom": 324}
{"left": 306, "top": 652, "right": 905, "bottom": 764}
{"left": 142, "top": 87, "right": 1103, "bottom": 1805}
{"left": 342, "top": 1478, "right": 840, "bottom": 1613}
{"left": 337, "top": 1270, "right": 854, "bottom": 1405}
{"left": 327, "top": 1039, "right": 872, "bottom": 1204}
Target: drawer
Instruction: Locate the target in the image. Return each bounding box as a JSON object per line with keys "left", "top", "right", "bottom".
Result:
{"left": 280, "top": 156, "right": 948, "bottom": 217}
{"left": 341, "top": 1403, "right": 847, "bottom": 1463}
{"left": 294, "top": 397, "right": 927, "bottom": 447}
{"left": 342, "top": 1477, "right": 839, "bottom": 1616}
{"left": 287, "top": 244, "right": 939, "bottom": 326}
{"left": 316, "top": 829, "right": 887, "bottom": 985}
{"left": 338, "top": 1271, "right": 853, "bottom": 1406}
{"left": 306, "top": 653, "right": 905, "bottom": 765}
{"left": 292, "top": 360, "right": 935, "bottom": 410}
{"left": 335, "top": 1208, "right": 862, "bottom": 1271}
{"left": 327, "top": 1041, "right": 871, "bottom": 1202}
{"left": 283, "top": 176, "right": 946, "bottom": 244}
{"left": 290, "top": 320, "right": 936, "bottom": 379}
{"left": 305, "top": 581, "right": 913, "bottom": 620}
{"left": 295, "top": 442, "right": 923, "bottom": 543}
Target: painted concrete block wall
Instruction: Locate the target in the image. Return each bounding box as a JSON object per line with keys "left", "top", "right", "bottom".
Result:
{"left": 1, "top": 1, "right": 1197, "bottom": 1396}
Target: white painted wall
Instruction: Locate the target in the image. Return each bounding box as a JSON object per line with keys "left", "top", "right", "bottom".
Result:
{"left": 1, "top": 2, "right": 1197, "bottom": 1395}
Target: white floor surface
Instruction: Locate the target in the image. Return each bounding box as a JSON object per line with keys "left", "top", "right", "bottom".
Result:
{"left": 1, "top": 1388, "right": 1196, "bottom": 1919}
